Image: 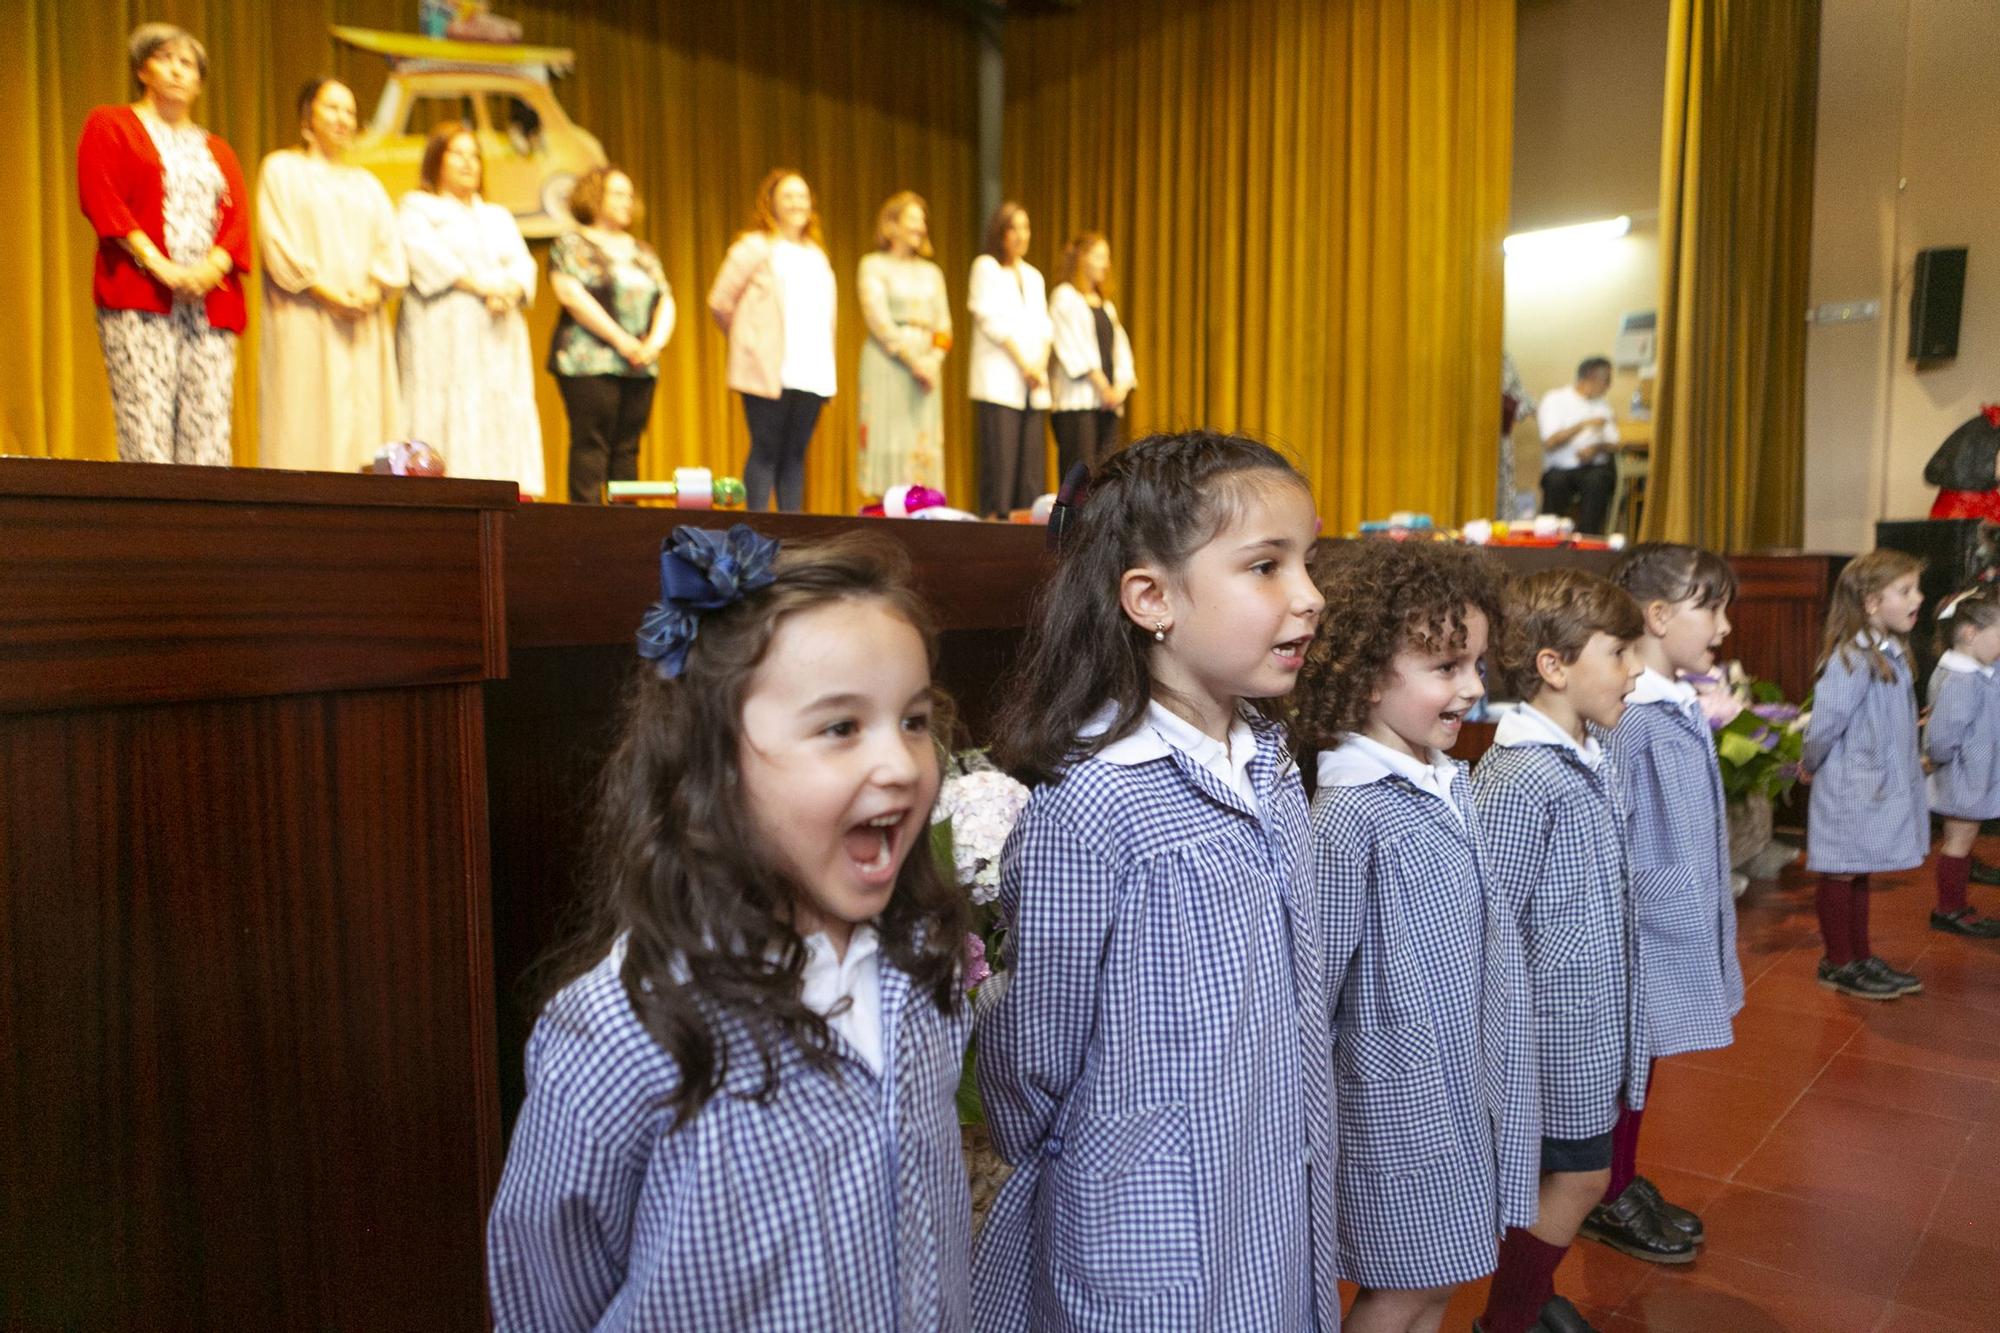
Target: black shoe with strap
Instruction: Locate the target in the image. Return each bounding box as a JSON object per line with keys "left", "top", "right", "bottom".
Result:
{"left": 1538, "top": 1296, "right": 1602, "bottom": 1333}
{"left": 1970, "top": 857, "right": 2000, "bottom": 886}
{"left": 1579, "top": 1185, "right": 1697, "bottom": 1264}
{"left": 1932, "top": 907, "right": 2000, "bottom": 939}
{"left": 1860, "top": 955, "right": 1923, "bottom": 995}
{"left": 1816, "top": 956, "right": 1902, "bottom": 1000}
{"left": 1627, "top": 1174, "right": 1704, "bottom": 1245}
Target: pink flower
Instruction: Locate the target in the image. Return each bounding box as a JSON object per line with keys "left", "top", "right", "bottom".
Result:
{"left": 1687, "top": 674, "right": 1745, "bottom": 729}
{"left": 963, "top": 933, "right": 991, "bottom": 991}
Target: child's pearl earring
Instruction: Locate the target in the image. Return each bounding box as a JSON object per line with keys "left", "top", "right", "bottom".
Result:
{"left": 1153, "top": 621, "right": 1168, "bottom": 642}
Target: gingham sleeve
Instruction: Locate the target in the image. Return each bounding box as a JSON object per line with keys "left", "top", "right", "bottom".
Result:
{"left": 1311, "top": 813, "right": 1371, "bottom": 1039}
{"left": 487, "top": 1031, "right": 654, "bottom": 1330}
{"left": 1803, "top": 656, "right": 1862, "bottom": 776}
{"left": 1926, "top": 672, "right": 1975, "bottom": 769}
{"left": 1470, "top": 778, "right": 1552, "bottom": 944}
{"left": 975, "top": 803, "right": 1120, "bottom": 1167}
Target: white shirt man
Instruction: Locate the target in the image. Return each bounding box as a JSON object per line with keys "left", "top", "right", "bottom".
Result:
{"left": 1536, "top": 356, "right": 1620, "bottom": 533}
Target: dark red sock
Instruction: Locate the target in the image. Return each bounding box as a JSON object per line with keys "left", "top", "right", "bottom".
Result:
{"left": 1481, "top": 1227, "right": 1567, "bottom": 1333}
{"left": 1605, "top": 1086, "right": 1649, "bottom": 1202}
{"left": 1817, "top": 875, "right": 1856, "bottom": 965}
{"left": 1850, "top": 873, "right": 1874, "bottom": 961}
{"left": 1938, "top": 855, "right": 1971, "bottom": 914}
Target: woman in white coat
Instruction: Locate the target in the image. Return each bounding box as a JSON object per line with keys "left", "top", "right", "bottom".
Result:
{"left": 395, "top": 122, "right": 543, "bottom": 494}
{"left": 967, "top": 201, "right": 1053, "bottom": 519}
{"left": 1048, "top": 231, "right": 1136, "bottom": 478}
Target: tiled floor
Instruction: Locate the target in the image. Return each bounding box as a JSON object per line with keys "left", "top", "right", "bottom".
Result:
{"left": 1424, "top": 853, "right": 2000, "bottom": 1332}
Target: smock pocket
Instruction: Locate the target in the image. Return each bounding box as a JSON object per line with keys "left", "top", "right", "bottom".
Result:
{"left": 1527, "top": 912, "right": 1592, "bottom": 1016}
{"left": 1046, "top": 1103, "right": 1200, "bottom": 1299}
{"left": 1334, "top": 1024, "right": 1454, "bottom": 1173}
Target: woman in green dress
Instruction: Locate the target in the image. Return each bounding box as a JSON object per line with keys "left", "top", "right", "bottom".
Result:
{"left": 856, "top": 191, "right": 952, "bottom": 499}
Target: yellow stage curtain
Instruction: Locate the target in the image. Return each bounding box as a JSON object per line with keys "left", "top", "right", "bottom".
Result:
{"left": 1002, "top": 0, "right": 1513, "bottom": 532}
{"left": 1647, "top": 0, "right": 1819, "bottom": 548}
{"left": 1, "top": 0, "right": 981, "bottom": 514}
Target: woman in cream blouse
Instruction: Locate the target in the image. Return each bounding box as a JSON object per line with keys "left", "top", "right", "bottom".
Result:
{"left": 1048, "top": 231, "right": 1137, "bottom": 477}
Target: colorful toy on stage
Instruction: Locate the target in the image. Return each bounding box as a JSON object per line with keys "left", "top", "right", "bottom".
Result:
{"left": 605, "top": 469, "right": 748, "bottom": 509}
{"left": 371, "top": 440, "right": 446, "bottom": 477}
{"left": 1356, "top": 511, "right": 1626, "bottom": 551}
{"left": 858, "top": 484, "right": 976, "bottom": 521}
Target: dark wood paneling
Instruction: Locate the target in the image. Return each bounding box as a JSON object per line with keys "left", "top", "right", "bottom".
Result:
{"left": 0, "top": 686, "right": 499, "bottom": 1329}
{"left": 0, "top": 466, "right": 514, "bottom": 714}
{"left": 1728, "top": 553, "right": 1845, "bottom": 703}
{"left": 505, "top": 506, "right": 1054, "bottom": 647}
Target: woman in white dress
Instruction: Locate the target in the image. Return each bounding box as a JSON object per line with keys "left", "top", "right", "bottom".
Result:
{"left": 256, "top": 78, "right": 407, "bottom": 472}
{"left": 395, "top": 122, "right": 543, "bottom": 495}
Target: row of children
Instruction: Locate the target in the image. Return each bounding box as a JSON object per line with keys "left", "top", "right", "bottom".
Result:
{"left": 482, "top": 431, "right": 1982, "bottom": 1333}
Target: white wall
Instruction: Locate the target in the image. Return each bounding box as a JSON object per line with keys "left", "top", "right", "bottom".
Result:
{"left": 1804, "top": 0, "right": 2000, "bottom": 552}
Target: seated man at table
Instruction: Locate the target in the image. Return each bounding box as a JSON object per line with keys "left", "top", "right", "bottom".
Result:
{"left": 1537, "top": 355, "right": 1620, "bottom": 534}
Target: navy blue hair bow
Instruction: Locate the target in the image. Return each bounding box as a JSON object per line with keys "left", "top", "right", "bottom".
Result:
{"left": 635, "top": 524, "right": 781, "bottom": 678}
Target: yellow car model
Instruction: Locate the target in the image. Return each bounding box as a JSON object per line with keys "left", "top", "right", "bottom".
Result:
{"left": 333, "top": 26, "right": 607, "bottom": 239}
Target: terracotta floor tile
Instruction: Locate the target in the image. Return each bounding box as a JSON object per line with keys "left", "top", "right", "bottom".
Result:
{"left": 1640, "top": 1068, "right": 1803, "bottom": 1179}
{"left": 1842, "top": 1020, "right": 2000, "bottom": 1082}
{"left": 1766, "top": 1089, "right": 1974, "bottom": 1169}
{"left": 1618, "top": 1252, "right": 1889, "bottom": 1333}
{"left": 1925, "top": 1171, "right": 2000, "bottom": 1255}
{"left": 1957, "top": 1121, "right": 2000, "bottom": 1182}
{"left": 1692, "top": 1184, "right": 1924, "bottom": 1297}
{"left": 1558, "top": 1232, "right": 1656, "bottom": 1314}
{"left": 1808, "top": 1052, "right": 2000, "bottom": 1123}
{"left": 1732, "top": 1127, "right": 1953, "bottom": 1232}
{"left": 1667, "top": 1027, "right": 1844, "bottom": 1091}
{"left": 1892, "top": 1231, "right": 2000, "bottom": 1327}
{"left": 1873, "top": 1304, "right": 2000, "bottom": 1333}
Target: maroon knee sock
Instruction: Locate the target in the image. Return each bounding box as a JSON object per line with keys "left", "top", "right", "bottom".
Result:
{"left": 1938, "top": 855, "right": 1971, "bottom": 914}
{"left": 1850, "top": 873, "right": 1874, "bottom": 961}
{"left": 1605, "top": 1091, "right": 1648, "bottom": 1201}
{"left": 1481, "top": 1227, "right": 1567, "bottom": 1333}
{"left": 1817, "top": 875, "right": 1856, "bottom": 965}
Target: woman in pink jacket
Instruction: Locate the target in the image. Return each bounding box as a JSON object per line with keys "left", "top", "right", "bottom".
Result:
{"left": 707, "top": 169, "right": 837, "bottom": 512}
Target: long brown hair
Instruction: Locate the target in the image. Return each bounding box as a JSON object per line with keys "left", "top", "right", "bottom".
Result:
{"left": 1059, "top": 231, "right": 1115, "bottom": 303}
{"left": 1818, "top": 548, "right": 1925, "bottom": 682}
{"left": 552, "top": 533, "right": 967, "bottom": 1129}
{"left": 982, "top": 200, "right": 1028, "bottom": 264}
{"left": 748, "top": 167, "right": 826, "bottom": 249}
{"left": 994, "top": 430, "right": 1311, "bottom": 784}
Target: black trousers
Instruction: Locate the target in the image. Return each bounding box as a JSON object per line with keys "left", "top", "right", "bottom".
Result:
{"left": 558, "top": 373, "right": 656, "bottom": 504}
{"left": 742, "top": 389, "right": 826, "bottom": 513}
{"left": 977, "top": 400, "right": 1048, "bottom": 517}
{"left": 1051, "top": 408, "right": 1121, "bottom": 479}
{"left": 1541, "top": 459, "right": 1617, "bottom": 535}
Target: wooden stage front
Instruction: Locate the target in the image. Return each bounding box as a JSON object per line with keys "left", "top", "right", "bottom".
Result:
{"left": 0, "top": 459, "right": 1844, "bottom": 1329}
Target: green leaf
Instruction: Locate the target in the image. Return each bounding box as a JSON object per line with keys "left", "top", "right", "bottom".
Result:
{"left": 956, "top": 1038, "right": 985, "bottom": 1125}
{"left": 1717, "top": 730, "right": 1766, "bottom": 766}
{"left": 930, "top": 818, "right": 957, "bottom": 881}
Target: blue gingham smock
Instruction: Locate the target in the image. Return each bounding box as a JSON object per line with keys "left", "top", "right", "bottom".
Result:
{"left": 973, "top": 705, "right": 1339, "bottom": 1332}
{"left": 1926, "top": 650, "right": 2000, "bottom": 821}
{"left": 1606, "top": 671, "right": 1744, "bottom": 1059}
{"left": 1803, "top": 636, "right": 1928, "bottom": 875}
{"left": 1471, "top": 706, "right": 1649, "bottom": 1139}
{"left": 487, "top": 936, "right": 973, "bottom": 1331}
{"left": 1311, "top": 737, "right": 1540, "bottom": 1290}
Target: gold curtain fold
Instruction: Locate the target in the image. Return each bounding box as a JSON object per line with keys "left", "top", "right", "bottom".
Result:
{"left": 1001, "top": 0, "right": 1513, "bottom": 532}
{"left": 0, "top": 0, "right": 982, "bottom": 514}
{"left": 1647, "top": 0, "right": 1819, "bottom": 548}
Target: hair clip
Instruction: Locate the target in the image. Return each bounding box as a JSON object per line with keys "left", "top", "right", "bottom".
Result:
{"left": 1937, "top": 586, "right": 1979, "bottom": 621}
{"left": 636, "top": 524, "right": 780, "bottom": 678}
{"left": 1045, "top": 461, "right": 1094, "bottom": 553}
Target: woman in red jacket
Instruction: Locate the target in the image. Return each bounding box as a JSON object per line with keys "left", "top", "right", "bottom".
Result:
{"left": 76, "top": 24, "right": 250, "bottom": 466}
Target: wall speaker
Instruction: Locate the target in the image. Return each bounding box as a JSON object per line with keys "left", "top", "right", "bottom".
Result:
{"left": 1909, "top": 246, "right": 1968, "bottom": 360}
